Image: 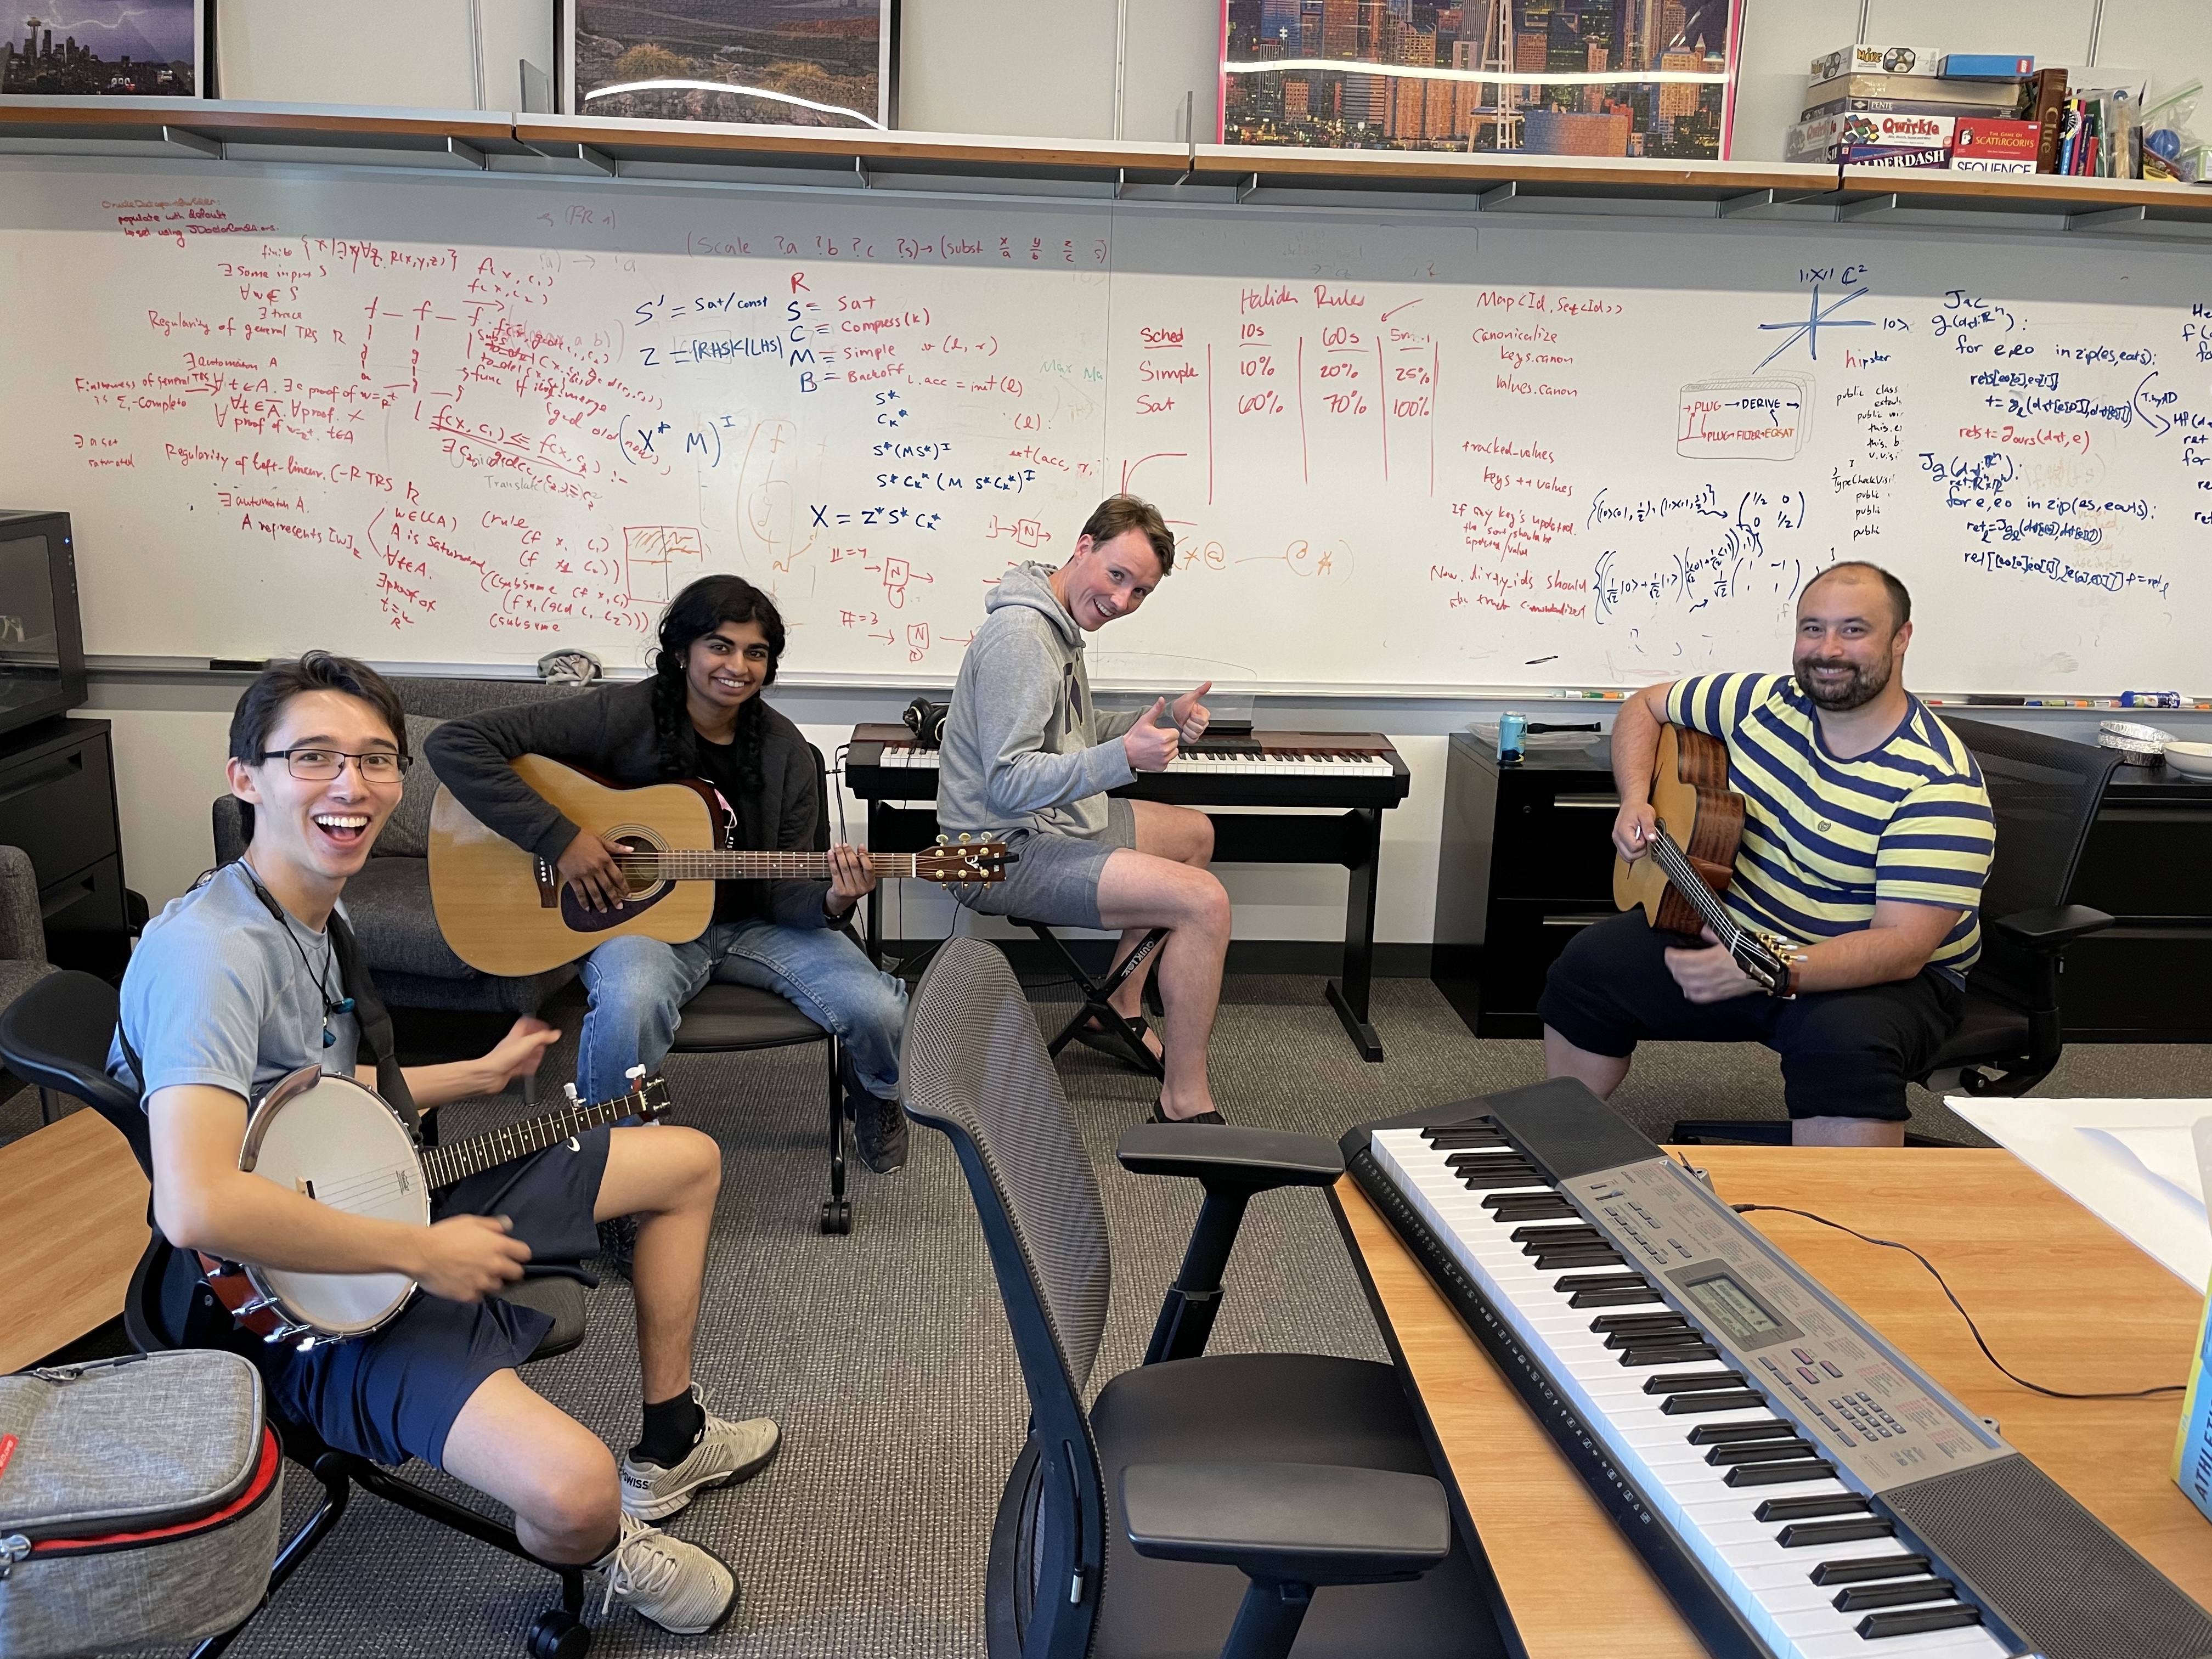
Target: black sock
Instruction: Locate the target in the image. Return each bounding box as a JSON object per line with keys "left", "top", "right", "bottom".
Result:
{"left": 633, "top": 1390, "right": 704, "bottom": 1468}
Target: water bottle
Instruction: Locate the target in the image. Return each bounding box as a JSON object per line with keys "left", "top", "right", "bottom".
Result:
{"left": 1497, "top": 711, "right": 1527, "bottom": 764}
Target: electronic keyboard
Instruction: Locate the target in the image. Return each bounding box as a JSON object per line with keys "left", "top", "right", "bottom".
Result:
{"left": 865, "top": 741, "right": 1400, "bottom": 778}
{"left": 1342, "top": 1079, "right": 2212, "bottom": 1659}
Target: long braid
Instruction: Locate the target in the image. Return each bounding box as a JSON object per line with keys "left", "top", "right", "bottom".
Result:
{"left": 647, "top": 654, "right": 696, "bottom": 778}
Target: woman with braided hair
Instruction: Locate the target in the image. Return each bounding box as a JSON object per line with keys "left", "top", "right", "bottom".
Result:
{"left": 426, "top": 574, "right": 911, "bottom": 1172}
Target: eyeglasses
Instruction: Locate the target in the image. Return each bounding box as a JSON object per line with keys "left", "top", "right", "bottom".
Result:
{"left": 261, "top": 747, "right": 411, "bottom": 783}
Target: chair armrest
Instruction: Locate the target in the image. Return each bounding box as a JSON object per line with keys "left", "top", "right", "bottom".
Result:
{"left": 1115, "top": 1124, "right": 1344, "bottom": 1192}
{"left": 1991, "top": 905, "right": 2113, "bottom": 952}
{"left": 1120, "top": 1462, "right": 1449, "bottom": 1585}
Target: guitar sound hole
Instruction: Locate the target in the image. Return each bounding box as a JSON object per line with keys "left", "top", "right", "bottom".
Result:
{"left": 560, "top": 836, "right": 669, "bottom": 935}
{"left": 617, "top": 834, "right": 658, "bottom": 898}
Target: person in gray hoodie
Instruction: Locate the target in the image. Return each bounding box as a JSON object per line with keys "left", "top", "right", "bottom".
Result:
{"left": 936, "top": 495, "right": 1231, "bottom": 1124}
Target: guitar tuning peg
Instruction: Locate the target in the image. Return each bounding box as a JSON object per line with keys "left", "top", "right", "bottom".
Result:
{"left": 626, "top": 1064, "right": 647, "bottom": 1082}
{"left": 563, "top": 1082, "right": 582, "bottom": 1104}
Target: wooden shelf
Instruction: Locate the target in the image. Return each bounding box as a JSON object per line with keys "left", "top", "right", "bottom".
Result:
{"left": 5, "top": 97, "right": 2211, "bottom": 232}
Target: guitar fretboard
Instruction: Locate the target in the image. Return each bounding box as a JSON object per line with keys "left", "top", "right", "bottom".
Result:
{"left": 419, "top": 1090, "right": 645, "bottom": 1192}
{"left": 1646, "top": 827, "right": 1746, "bottom": 950}
{"left": 611, "top": 853, "right": 921, "bottom": 879}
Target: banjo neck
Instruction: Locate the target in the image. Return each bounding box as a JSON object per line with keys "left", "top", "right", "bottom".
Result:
{"left": 417, "top": 1077, "right": 663, "bottom": 1193}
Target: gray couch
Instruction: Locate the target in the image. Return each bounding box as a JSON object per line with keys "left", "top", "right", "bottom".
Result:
{"left": 211, "top": 676, "right": 588, "bottom": 1018}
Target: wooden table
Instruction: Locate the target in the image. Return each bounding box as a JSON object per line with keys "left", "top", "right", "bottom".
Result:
{"left": 0, "top": 1109, "right": 148, "bottom": 1372}
{"left": 1334, "top": 1146, "right": 2212, "bottom": 1659}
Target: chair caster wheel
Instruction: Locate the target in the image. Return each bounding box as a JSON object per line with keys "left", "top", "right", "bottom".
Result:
{"left": 528, "top": 1608, "right": 590, "bottom": 1659}
{"left": 820, "top": 1198, "right": 852, "bottom": 1235}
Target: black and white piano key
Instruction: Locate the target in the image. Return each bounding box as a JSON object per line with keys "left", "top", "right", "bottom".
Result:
{"left": 1810, "top": 1555, "right": 1932, "bottom": 1586}
{"left": 1833, "top": 1579, "right": 1957, "bottom": 1613}
{"left": 1857, "top": 1607, "right": 1984, "bottom": 1641}
{"left": 1706, "top": 1439, "right": 1819, "bottom": 1465}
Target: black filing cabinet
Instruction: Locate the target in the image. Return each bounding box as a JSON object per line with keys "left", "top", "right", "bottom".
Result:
{"left": 1433, "top": 733, "right": 1617, "bottom": 1038}
{"left": 1433, "top": 727, "right": 2212, "bottom": 1044}
{"left": 2060, "top": 761, "right": 2212, "bottom": 1042}
{"left": 0, "top": 716, "right": 131, "bottom": 979}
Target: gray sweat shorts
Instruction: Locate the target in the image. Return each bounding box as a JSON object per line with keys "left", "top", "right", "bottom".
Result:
{"left": 949, "top": 797, "right": 1137, "bottom": 929}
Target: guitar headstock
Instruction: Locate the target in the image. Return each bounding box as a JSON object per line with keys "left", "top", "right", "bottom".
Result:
{"left": 616, "top": 1069, "right": 674, "bottom": 1123}
{"left": 917, "top": 839, "right": 1013, "bottom": 885}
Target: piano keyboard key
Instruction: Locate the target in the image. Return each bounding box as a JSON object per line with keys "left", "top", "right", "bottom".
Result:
{"left": 1811, "top": 1556, "right": 1933, "bottom": 1587}
{"left": 1833, "top": 1579, "right": 1956, "bottom": 1613}
{"left": 872, "top": 744, "right": 1397, "bottom": 777}
{"left": 1858, "top": 1606, "right": 1983, "bottom": 1640}
{"left": 1366, "top": 1130, "right": 2008, "bottom": 1659}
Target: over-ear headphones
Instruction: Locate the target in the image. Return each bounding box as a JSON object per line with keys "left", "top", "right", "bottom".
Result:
{"left": 902, "top": 697, "right": 949, "bottom": 748}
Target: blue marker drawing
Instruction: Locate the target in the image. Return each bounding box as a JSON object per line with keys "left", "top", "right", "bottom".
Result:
{"left": 1756, "top": 284, "right": 1874, "bottom": 371}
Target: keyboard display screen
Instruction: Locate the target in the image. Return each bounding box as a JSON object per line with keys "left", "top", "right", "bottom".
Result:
{"left": 1680, "top": 1269, "right": 1787, "bottom": 1346}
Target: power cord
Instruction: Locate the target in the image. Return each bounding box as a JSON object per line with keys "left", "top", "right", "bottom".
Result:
{"left": 1732, "top": 1203, "right": 2188, "bottom": 1401}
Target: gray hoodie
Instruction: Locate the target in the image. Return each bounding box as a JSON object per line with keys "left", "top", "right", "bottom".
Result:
{"left": 936, "top": 561, "right": 1141, "bottom": 840}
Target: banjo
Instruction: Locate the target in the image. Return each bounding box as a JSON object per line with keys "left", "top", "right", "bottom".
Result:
{"left": 199, "top": 1063, "right": 672, "bottom": 1348}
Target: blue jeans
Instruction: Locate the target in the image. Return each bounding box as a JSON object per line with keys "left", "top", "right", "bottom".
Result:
{"left": 575, "top": 919, "right": 909, "bottom": 1106}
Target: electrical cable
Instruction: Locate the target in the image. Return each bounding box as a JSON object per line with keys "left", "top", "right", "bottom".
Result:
{"left": 1731, "top": 1203, "right": 2187, "bottom": 1400}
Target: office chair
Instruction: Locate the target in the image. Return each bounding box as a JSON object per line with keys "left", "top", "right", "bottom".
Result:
{"left": 663, "top": 744, "right": 864, "bottom": 1235}
{"left": 902, "top": 937, "right": 1499, "bottom": 1659}
{"left": 1672, "top": 718, "right": 2122, "bottom": 1146}
{"left": 0, "top": 970, "right": 599, "bottom": 1659}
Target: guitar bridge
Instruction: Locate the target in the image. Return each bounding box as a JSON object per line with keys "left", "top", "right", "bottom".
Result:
{"left": 534, "top": 856, "right": 559, "bottom": 909}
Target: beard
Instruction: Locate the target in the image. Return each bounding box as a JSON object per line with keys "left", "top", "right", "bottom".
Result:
{"left": 1794, "top": 652, "right": 1892, "bottom": 712}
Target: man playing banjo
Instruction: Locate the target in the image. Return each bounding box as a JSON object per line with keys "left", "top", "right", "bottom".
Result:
{"left": 111, "top": 652, "right": 768, "bottom": 1635}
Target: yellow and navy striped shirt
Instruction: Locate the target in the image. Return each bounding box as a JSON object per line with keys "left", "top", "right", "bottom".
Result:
{"left": 1663, "top": 674, "right": 1996, "bottom": 976}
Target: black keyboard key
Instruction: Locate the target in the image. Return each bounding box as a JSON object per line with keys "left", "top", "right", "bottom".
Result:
{"left": 1757, "top": 1493, "right": 1872, "bottom": 1521}
{"left": 1589, "top": 1311, "right": 1690, "bottom": 1334}
{"left": 1723, "top": 1459, "right": 1836, "bottom": 1487}
{"left": 1857, "top": 1606, "right": 1982, "bottom": 1640}
{"left": 1621, "top": 1344, "right": 1721, "bottom": 1367}
{"left": 1513, "top": 1224, "right": 1602, "bottom": 1244}
{"left": 1570, "top": 1287, "right": 1664, "bottom": 1308}
{"left": 1604, "top": 1327, "right": 1692, "bottom": 1349}
{"left": 1642, "top": 1370, "right": 1747, "bottom": 1395}
{"left": 1705, "top": 1439, "right": 1818, "bottom": 1465}
{"left": 1486, "top": 1194, "right": 1575, "bottom": 1216}
{"left": 1424, "top": 1126, "right": 1505, "bottom": 1150}
{"left": 1459, "top": 1167, "right": 1547, "bottom": 1191}
{"left": 1778, "top": 1517, "right": 1895, "bottom": 1548}
{"left": 1556, "top": 1272, "right": 1649, "bottom": 1293}
{"left": 1660, "top": 1389, "right": 1767, "bottom": 1414}
{"left": 1835, "top": 1580, "right": 1956, "bottom": 1613}
{"left": 1535, "top": 1249, "right": 1625, "bottom": 1271}
{"left": 1696, "top": 1420, "right": 1798, "bottom": 1447}
{"left": 1447, "top": 1150, "right": 1524, "bottom": 1167}
{"left": 1810, "top": 1555, "right": 1929, "bottom": 1587}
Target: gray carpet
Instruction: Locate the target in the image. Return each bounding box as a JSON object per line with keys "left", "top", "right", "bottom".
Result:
{"left": 13, "top": 973, "right": 2210, "bottom": 1659}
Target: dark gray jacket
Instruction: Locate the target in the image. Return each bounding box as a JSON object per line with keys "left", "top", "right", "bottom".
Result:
{"left": 424, "top": 680, "right": 834, "bottom": 929}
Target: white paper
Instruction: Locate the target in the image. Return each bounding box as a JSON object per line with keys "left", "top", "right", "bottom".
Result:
{"left": 1949, "top": 1097, "right": 2212, "bottom": 1286}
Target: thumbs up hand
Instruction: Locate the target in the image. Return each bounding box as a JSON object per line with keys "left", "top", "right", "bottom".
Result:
{"left": 1171, "top": 680, "right": 1212, "bottom": 743}
{"left": 1122, "top": 697, "right": 1181, "bottom": 772}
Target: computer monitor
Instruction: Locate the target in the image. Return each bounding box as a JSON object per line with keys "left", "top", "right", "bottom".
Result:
{"left": 0, "top": 511, "right": 89, "bottom": 739}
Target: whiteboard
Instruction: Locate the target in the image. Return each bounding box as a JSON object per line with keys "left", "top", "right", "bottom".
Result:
{"left": 0, "top": 158, "right": 2201, "bottom": 694}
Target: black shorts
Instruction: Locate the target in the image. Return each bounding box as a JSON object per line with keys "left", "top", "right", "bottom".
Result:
{"left": 1537, "top": 912, "right": 1963, "bottom": 1122}
{"left": 253, "top": 1125, "right": 610, "bottom": 1469}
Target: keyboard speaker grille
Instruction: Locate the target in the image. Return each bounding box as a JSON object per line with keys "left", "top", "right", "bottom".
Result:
{"left": 1884, "top": 1454, "right": 2212, "bottom": 1659}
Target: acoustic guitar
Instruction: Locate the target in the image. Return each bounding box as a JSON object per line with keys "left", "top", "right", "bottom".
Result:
{"left": 429, "top": 755, "right": 1011, "bottom": 977}
{"left": 1612, "top": 724, "right": 1802, "bottom": 996}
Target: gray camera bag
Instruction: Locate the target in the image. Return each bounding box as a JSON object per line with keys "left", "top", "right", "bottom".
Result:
{"left": 0, "top": 1349, "right": 281, "bottom": 1658}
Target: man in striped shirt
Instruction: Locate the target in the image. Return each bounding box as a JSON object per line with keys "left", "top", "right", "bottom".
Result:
{"left": 1539, "top": 562, "right": 1995, "bottom": 1146}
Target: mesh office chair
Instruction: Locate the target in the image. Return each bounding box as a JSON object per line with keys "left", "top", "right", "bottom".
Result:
{"left": 0, "top": 970, "right": 599, "bottom": 1659}
{"left": 1673, "top": 718, "right": 2122, "bottom": 1146}
{"left": 903, "top": 937, "right": 1499, "bottom": 1659}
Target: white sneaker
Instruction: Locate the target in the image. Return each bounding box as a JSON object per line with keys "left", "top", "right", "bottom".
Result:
{"left": 620, "top": 1384, "right": 781, "bottom": 1521}
{"left": 593, "top": 1514, "right": 738, "bottom": 1634}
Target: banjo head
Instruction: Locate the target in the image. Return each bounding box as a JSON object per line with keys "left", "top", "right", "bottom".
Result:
{"left": 242, "top": 1069, "right": 424, "bottom": 1337}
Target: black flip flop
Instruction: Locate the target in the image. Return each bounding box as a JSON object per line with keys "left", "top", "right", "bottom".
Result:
{"left": 1149, "top": 1102, "right": 1226, "bottom": 1126}
{"left": 1073, "top": 1013, "right": 1158, "bottom": 1070}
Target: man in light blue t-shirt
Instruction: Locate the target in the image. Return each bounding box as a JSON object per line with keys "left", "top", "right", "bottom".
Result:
{"left": 115, "top": 651, "right": 776, "bottom": 1635}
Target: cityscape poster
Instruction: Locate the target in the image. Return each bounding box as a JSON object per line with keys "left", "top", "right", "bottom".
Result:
{"left": 570, "top": 0, "right": 891, "bottom": 128}
{"left": 0, "top": 0, "right": 200, "bottom": 96}
{"left": 1222, "top": 1, "right": 1742, "bottom": 161}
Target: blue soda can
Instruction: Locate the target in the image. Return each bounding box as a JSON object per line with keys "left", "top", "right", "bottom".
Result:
{"left": 2121, "top": 691, "right": 2182, "bottom": 709}
{"left": 1497, "top": 711, "right": 1527, "bottom": 763}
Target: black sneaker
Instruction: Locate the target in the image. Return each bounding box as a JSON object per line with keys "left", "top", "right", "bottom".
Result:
{"left": 851, "top": 1092, "right": 910, "bottom": 1173}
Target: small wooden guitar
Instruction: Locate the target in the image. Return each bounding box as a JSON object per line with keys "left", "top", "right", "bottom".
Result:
{"left": 428, "top": 754, "right": 1011, "bottom": 977}
{"left": 1612, "top": 724, "right": 1803, "bottom": 997}
{"left": 202, "top": 1066, "right": 673, "bottom": 1348}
